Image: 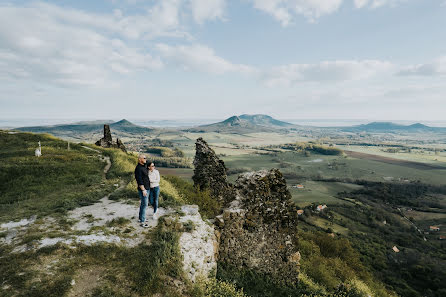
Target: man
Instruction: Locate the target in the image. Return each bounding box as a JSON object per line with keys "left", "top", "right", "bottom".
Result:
{"left": 135, "top": 154, "right": 150, "bottom": 227}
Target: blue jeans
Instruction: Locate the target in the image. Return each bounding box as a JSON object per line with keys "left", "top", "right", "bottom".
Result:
{"left": 138, "top": 189, "right": 148, "bottom": 222}
{"left": 149, "top": 186, "right": 160, "bottom": 214}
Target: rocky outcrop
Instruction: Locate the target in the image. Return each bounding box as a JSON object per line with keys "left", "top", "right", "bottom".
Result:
{"left": 215, "top": 169, "right": 300, "bottom": 286}
{"left": 191, "top": 137, "right": 300, "bottom": 287}
{"left": 192, "top": 137, "right": 234, "bottom": 205}
{"left": 95, "top": 125, "right": 127, "bottom": 152}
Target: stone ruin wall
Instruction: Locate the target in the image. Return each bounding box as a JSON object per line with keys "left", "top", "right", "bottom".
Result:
{"left": 192, "top": 137, "right": 300, "bottom": 286}
{"left": 95, "top": 124, "right": 127, "bottom": 153}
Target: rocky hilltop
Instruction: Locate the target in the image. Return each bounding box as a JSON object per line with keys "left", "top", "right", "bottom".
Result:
{"left": 192, "top": 137, "right": 301, "bottom": 286}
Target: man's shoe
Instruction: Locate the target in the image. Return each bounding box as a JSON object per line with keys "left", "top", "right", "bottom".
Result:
{"left": 153, "top": 212, "right": 157, "bottom": 220}
{"left": 140, "top": 223, "right": 149, "bottom": 228}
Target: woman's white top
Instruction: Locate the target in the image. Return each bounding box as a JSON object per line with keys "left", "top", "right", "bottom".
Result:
{"left": 148, "top": 169, "right": 160, "bottom": 188}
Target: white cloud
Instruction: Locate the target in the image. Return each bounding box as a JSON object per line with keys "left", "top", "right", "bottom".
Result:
{"left": 109, "top": 0, "right": 227, "bottom": 26}
{"left": 353, "top": 0, "right": 369, "bottom": 8}
{"left": 251, "top": 0, "right": 410, "bottom": 25}
{"left": 0, "top": 2, "right": 167, "bottom": 86}
{"left": 251, "top": 0, "right": 343, "bottom": 26}
{"left": 26, "top": 1, "right": 186, "bottom": 40}
{"left": 156, "top": 44, "right": 256, "bottom": 75}
{"left": 190, "top": 0, "right": 226, "bottom": 24}
{"left": 398, "top": 56, "right": 446, "bottom": 76}
{"left": 263, "top": 60, "right": 394, "bottom": 86}
{"left": 353, "top": 0, "right": 407, "bottom": 9}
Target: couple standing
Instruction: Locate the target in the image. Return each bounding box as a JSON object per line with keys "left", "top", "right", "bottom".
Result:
{"left": 134, "top": 154, "right": 160, "bottom": 227}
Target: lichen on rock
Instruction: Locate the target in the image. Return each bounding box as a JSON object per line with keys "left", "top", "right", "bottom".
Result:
{"left": 216, "top": 169, "right": 300, "bottom": 286}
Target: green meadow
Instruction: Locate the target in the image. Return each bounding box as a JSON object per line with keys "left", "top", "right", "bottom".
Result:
{"left": 0, "top": 131, "right": 117, "bottom": 222}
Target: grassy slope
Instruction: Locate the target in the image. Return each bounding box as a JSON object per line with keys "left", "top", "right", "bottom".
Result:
{"left": 0, "top": 131, "right": 117, "bottom": 222}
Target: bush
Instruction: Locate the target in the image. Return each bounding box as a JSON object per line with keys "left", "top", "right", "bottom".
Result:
{"left": 150, "top": 156, "right": 192, "bottom": 168}
{"left": 193, "top": 277, "right": 249, "bottom": 297}
{"left": 145, "top": 146, "right": 185, "bottom": 158}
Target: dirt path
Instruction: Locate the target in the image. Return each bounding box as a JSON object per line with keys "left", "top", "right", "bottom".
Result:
{"left": 80, "top": 145, "right": 111, "bottom": 178}
{"left": 80, "top": 145, "right": 101, "bottom": 153}
{"left": 397, "top": 207, "right": 427, "bottom": 241}
{"left": 344, "top": 150, "right": 445, "bottom": 170}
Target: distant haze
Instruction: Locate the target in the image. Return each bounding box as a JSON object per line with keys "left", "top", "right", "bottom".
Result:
{"left": 2, "top": 118, "right": 446, "bottom": 129}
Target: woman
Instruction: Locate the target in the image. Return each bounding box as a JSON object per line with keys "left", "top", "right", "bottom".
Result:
{"left": 148, "top": 162, "right": 160, "bottom": 220}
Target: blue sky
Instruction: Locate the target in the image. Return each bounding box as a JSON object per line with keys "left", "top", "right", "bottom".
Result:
{"left": 1, "top": 0, "right": 445, "bottom": 121}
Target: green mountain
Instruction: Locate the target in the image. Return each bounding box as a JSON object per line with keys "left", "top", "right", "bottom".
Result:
{"left": 184, "top": 114, "right": 295, "bottom": 133}
{"left": 239, "top": 114, "right": 294, "bottom": 127}
{"left": 343, "top": 121, "right": 442, "bottom": 133}
{"left": 73, "top": 120, "right": 114, "bottom": 125}
{"left": 109, "top": 119, "right": 154, "bottom": 134}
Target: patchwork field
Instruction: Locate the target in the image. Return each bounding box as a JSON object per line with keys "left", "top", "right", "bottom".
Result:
{"left": 154, "top": 131, "right": 446, "bottom": 211}
{"left": 289, "top": 181, "right": 363, "bottom": 207}
{"left": 344, "top": 150, "right": 446, "bottom": 170}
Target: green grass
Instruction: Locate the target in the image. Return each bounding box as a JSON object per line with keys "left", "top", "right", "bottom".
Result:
{"left": 106, "top": 217, "right": 131, "bottom": 227}
{"left": 0, "top": 131, "right": 119, "bottom": 223}
{"left": 164, "top": 175, "right": 221, "bottom": 219}
{"left": 289, "top": 181, "right": 362, "bottom": 207}
{"left": 100, "top": 147, "right": 137, "bottom": 181}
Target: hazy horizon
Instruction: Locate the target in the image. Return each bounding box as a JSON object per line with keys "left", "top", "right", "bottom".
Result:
{"left": 2, "top": 116, "right": 446, "bottom": 129}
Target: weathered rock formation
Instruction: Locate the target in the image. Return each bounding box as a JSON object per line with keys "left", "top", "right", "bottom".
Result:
{"left": 177, "top": 205, "right": 217, "bottom": 282}
{"left": 192, "top": 137, "right": 300, "bottom": 287}
{"left": 192, "top": 137, "right": 234, "bottom": 205}
{"left": 95, "top": 125, "right": 127, "bottom": 152}
{"left": 215, "top": 169, "right": 300, "bottom": 286}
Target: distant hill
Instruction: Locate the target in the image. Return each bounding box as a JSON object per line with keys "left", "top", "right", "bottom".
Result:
{"left": 239, "top": 114, "right": 294, "bottom": 127}
{"left": 184, "top": 114, "right": 295, "bottom": 133}
{"left": 16, "top": 119, "right": 154, "bottom": 141}
{"left": 73, "top": 120, "right": 114, "bottom": 125}
{"left": 342, "top": 122, "right": 444, "bottom": 133}
{"left": 109, "top": 119, "right": 154, "bottom": 134}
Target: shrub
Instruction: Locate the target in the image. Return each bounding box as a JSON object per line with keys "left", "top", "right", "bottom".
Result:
{"left": 193, "top": 277, "right": 249, "bottom": 297}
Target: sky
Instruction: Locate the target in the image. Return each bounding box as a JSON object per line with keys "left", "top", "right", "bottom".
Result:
{"left": 0, "top": 0, "right": 445, "bottom": 121}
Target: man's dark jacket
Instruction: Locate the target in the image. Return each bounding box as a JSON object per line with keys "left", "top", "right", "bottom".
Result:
{"left": 134, "top": 163, "right": 150, "bottom": 190}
